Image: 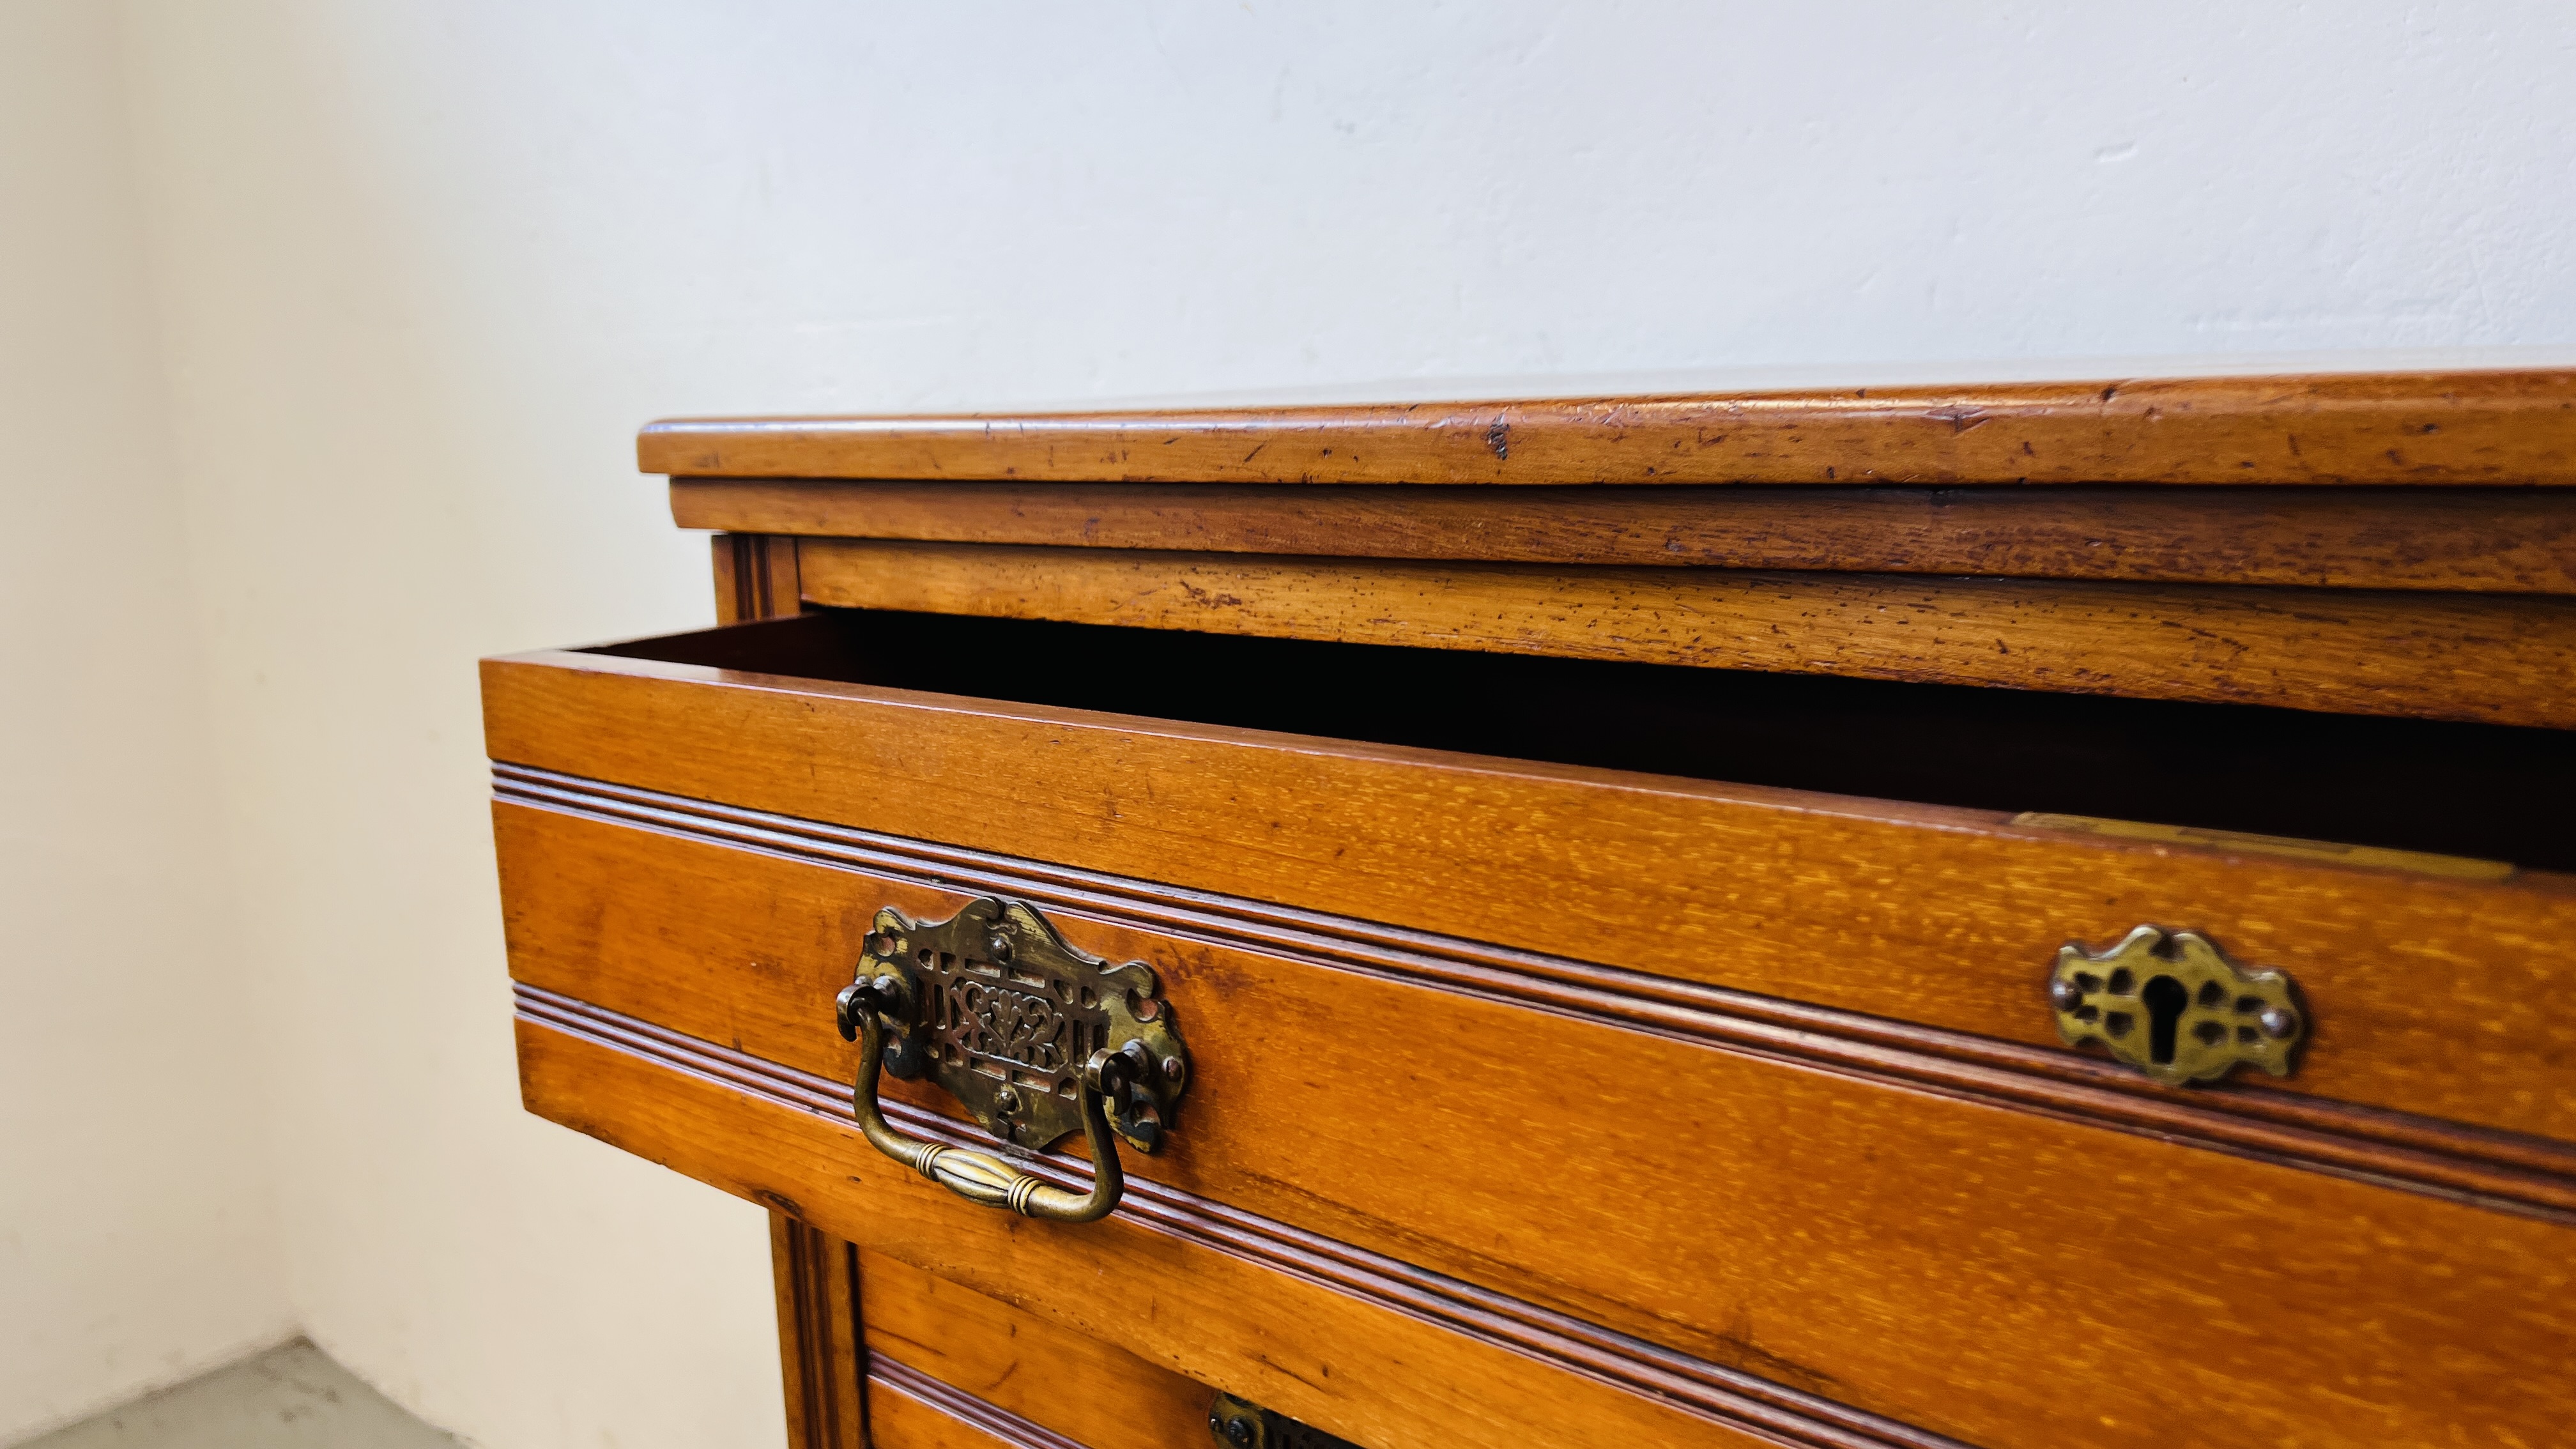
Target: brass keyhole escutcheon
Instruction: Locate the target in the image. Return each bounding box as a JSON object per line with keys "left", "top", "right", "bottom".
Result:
{"left": 2048, "top": 926, "right": 2305, "bottom": 1085}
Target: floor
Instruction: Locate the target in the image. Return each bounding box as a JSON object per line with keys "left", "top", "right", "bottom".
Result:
{"left": 19, "top": 1342, "right": 457, "bottom": 1449}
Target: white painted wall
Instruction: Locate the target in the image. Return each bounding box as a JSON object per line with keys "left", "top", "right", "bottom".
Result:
{"left": 0, "top": 3, "right": 291, "bottom": 1439}
{"left": 6, "top": 1, "right": 2575, "bottom": 1446}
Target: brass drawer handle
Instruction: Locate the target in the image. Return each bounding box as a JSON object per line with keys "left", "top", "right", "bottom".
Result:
{"left": 833, "top": 896, "right": 1188, "bottom": 1223}
{"left": 2049, "top": 925, "right": 2306, "bottom": 1085}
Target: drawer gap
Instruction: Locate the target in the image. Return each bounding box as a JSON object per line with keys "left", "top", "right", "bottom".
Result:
{"left": 587, "top": 608, "right": 2576, "bottom": 872}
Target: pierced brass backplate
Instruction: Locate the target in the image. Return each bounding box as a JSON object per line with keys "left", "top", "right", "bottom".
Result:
{"left": 2049, "top": 926, "right": 2305, "bottom": 1085}
{"left": 855, "top": 896, "right": 1188, "bottom": 1154}
{"left": 1209, "top": 1393, "right": 1362, "bottom": 1449}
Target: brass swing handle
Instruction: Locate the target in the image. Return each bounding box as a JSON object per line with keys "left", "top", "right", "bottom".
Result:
{"left": 836, "top": 974, "right": 1140, "bottom": 1223}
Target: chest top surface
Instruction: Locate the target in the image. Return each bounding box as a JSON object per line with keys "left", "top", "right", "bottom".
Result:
{"left": 638, "top": 368, "right": 2576, "bottom": 487}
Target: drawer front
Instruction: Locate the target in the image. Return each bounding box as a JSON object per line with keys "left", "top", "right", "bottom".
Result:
{"left": 484, "top": 642, "right": 2576, "bottom": 1449}
{"left": 857, "top": 1241, "right": 1274, "bottom": 1449}
{"left": 793, "top": 535, "right": 2576, "bottom": 728}
{"left": 484, "top": 645, "right": 2576, "bottom": 1145}
{"left": 520, "top": 1015, "right": 1782, "bottom": 1449}
{"left": 769, "top": 1218, "right": 1225, "bottom": 1449}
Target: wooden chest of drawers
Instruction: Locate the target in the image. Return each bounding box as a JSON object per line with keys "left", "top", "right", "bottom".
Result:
{"left": 485, "top": 372, "right": 2576, "bottom": 1449}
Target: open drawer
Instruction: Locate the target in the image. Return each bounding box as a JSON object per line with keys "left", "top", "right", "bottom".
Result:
{"left": 485, "top": 606, "right": 2576, "bottom": 1449}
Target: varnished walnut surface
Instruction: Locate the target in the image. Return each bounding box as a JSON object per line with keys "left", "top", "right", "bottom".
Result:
{"left": 662, "top": 372, "right": 2576, "bottom": 723}
{"left": 480, "top": 650, "right": 2576, "bottom": 1152}
{"left": 672, "top": 480, "right": 2576, "bottom": 594}
{"left": 793, "top": 538, "right": 2576, "bottom": 728}
{"left": 641, "top": 369, "right": 2576, "bottom": 485}
{"left": 525, "top": 1016, "right": 1803, "bottom": 1449}
{"left": 857, "top": 1248, "right": 1214, "bottom": 1449}
{"left": 522, "top": 371, "right": 2576, "bottom": 1449}
{"left": 517, "top": 976, "right": 2576, "bottom": 1449}
{"left": 485, "top": 597, "right": 2576, "bottom": 1446}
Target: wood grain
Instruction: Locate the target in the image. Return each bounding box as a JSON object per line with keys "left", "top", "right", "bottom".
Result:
{"left": 518, "top": 1018, "right": 1808, "bottom": 1449}
{"left": 496, "top": 821, "right": 2576, "bottom": 1441}
{"left": 868, "top": 1358, "right": 1086, "bottom": 1449}
{"left": 588, "top": 607, "right": 2576, "bottom": 873}
{"left": 862, "top": 1251, "right": 1215, "bottom": 1449}
{"left": 602, "top": 992, "right": 1966, "bottom": 1449}
{"left": 493, "top": 771, "right": 2576, "bottom": 1211}
{"left": 714, "top": 533, "right": 804, "bottom": 625}
{"left": 637, "top": 371, "right": 2576, "bottom": 486}
{"left": 710, "top": 534, "right": 747, "bottom": 624}
{"left": 792, "top": 539, "right": 2576, "bottom": 726}
{"left": 496, "top": 809, "right": 2576, "bottom": 1447}
{"left": 771, "top": 1213, "right": 866, "bottom": 1449}
{"left": 514, "top": 1002, "right": 2574, "bottom": 1449}
{"left": 615, "top": 372, "right": 2576, "bottom": 1449}
{"left": 479, "top": 650, "right": 2576, "bottom": 1145}
{"left": 671, "top": 480, "right": 2576, "bottom": 595}
{"left": 864, "top": 1377, "right": 1021, "bottom": 1449}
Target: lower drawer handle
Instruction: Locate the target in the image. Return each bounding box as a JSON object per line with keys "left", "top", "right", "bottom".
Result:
{"left": 838, "top": 974, "right": 1130, "bottom": 1222}
{"left": 831, "top": 896, "right": 1190, "bottom": 1225}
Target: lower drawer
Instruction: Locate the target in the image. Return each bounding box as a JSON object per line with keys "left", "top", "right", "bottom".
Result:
{"left": 774, "top": 1222, "right": 1299, "bottom": 1449}
{"left": 486, "top": 611, "right": 2576, "bottom": 1449}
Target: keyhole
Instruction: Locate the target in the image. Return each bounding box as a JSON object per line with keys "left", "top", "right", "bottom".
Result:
{"left": 2143, "top": 975, "right": 2189, "bottom": 1065}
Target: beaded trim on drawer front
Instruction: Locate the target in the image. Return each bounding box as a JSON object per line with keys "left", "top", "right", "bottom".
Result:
{"left": 493, "top": 762, "right": 2576, "bottom": 1225}
{"left": 514, "top": 983, "right": 1969, "bottom": 1449}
